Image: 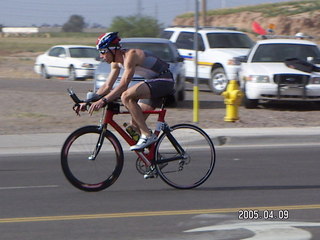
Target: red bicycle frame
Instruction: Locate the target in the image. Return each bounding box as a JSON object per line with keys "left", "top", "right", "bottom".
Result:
{"left": 102, "top": 104, "right": 167, "bottom": 167}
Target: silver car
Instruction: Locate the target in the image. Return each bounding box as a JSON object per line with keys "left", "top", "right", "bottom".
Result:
{"left": 94, "top": 38, "right": 186, "bottom": 105}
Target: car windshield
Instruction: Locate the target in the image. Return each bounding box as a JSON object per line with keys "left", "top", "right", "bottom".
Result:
{"left": 121, "top": 42, "right": 175, "bottom": 62}
{"left": 252, "top": 43, "right": 320, "bottom": 62}
{"left": 69, "top": 47, "right": 99, "bottom": 58}
{"left": 161, "top": 31, "right": 174, "bottom": 40}
{"left": 207, "top": 33, "right": 253, "bottom": 48}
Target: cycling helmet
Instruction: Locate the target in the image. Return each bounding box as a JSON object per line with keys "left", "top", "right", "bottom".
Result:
{"left": 96, "top": 32, "right": 121, "bottom": 51}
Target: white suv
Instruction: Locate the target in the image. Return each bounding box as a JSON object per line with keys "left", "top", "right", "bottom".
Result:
{"left": 162, "top": 27, "right": 254, "bottom": 94}
{"left": 239, "top": 38, "right": 320, "bottom": 108}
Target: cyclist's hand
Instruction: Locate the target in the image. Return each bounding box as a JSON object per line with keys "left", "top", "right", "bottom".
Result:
{"left": 88, "top": 99, "right": 105, "bottom": 115}
{"left": 74, "top": 103, "right": 87, "bottom": 116}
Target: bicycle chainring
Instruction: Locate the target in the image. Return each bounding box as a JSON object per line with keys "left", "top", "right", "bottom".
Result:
{"left": 135, "top": 158, "right": 148, "bottom": 175}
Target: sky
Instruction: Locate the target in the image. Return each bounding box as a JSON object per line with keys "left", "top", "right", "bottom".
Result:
{"left": 0, "top": 0, "right": 293, "bottom": 28}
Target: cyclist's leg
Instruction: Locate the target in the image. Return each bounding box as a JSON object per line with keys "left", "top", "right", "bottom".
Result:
{"left": 122, "top": 79, "right": 173, "bottom": 136}
{"left": 129, "top": 102, "right": 154, "bottom": 134}
{"left": 128, "top": 95, "right": 164, "bottom": 136}
{"left": 121, "top": 82, "right": 152, "bottom": 137}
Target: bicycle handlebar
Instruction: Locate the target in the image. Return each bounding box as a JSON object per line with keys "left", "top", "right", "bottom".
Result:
{"left": 67, "top": 88, "right": 83, "bottom": 105}
{"left": 67, "top": 88, "right": 107, "bottom": 115}
{"left": 67, "top": 88, "right": 104, "bottom": 105}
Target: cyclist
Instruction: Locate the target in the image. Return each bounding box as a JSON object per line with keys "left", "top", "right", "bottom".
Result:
{"left": 79, "top": 32, "right": 174, "bottom": 150}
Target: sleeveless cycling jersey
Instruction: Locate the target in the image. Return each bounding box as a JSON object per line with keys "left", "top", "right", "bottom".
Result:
{"left": 118, "top": 49, "right": 174, "bottom": 108}
{"left": 120, "top": 50, "right": 171, "bottom": 79}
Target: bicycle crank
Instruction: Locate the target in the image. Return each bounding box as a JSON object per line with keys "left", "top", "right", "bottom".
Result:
{"left": 135, "top": 158, "right": 148, "bottom": 175}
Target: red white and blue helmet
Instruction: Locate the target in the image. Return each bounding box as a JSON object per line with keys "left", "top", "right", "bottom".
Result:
{"left": 96, "top": 32, "right": 121, "bottom": 51}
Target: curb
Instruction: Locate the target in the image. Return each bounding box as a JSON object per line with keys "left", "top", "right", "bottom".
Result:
{"left": 0, "top": 133, "right": 69, "bottom": 155}
{"left": 1, "top": 127, "right": 320, "bottom": 155}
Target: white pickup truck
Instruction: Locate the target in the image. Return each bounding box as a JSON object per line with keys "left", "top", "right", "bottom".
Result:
{"left": 162, "top": 26, "right": 253, "bottom": 94}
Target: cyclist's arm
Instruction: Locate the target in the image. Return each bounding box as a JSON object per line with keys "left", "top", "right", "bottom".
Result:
{"left": 76, "top": 63, "right": 120, "bottom": 114}
{"left": 103, "top": 50, "right": 137, "bottom": 102}
{"left": 96, "top": 62, "right": 120, "bottom": 96}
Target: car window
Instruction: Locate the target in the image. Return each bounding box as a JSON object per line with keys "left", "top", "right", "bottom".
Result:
{"left": 121, "top": 42, "right": 175, "bottom": 62}
{"left": 161, "top": 31, "right": 174, "bottom": 39}
{"left": 252, "top": 43, "right": 320, "bottom": 62}
{"left": 175, "top": 32, "right": 204, "bottom": 51}
{"left": 69, "top": 47, "right": 99, "bottom": 58}
{"left": 48, "top": 47, "right": 65, "bottom": 57}
{"left": 207, "top": 33, "right": 253, "bottom": 48}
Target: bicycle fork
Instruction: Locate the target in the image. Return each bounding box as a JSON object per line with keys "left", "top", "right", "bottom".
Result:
{"left": 88, "top": 125, "right": 107, "bottom": 161}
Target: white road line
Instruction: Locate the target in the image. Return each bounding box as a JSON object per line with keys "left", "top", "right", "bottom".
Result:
{"left": 186, "top": 221, "right": 320, "bottom": 240}
{"left": 0, "top": 185, "right": 59, "bottom": 190}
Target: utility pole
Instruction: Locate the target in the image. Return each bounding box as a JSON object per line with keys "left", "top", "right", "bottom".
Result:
{"left": 137, "top": 0, "right": 142, "bottom": 16}
{"left": 193, "top": 0, "right": 200, "bottom": 123}
{"left": 154, "top": 3, "right": 158, "bottom": 22}
{"left": 201, "top": 0, "right": 207, "bottom": 26}
{"left": 221, "top": 0, "right": 226, "bottom": 8}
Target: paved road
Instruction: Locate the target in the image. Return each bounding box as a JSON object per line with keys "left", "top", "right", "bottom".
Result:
{"left": 0, "top": 145, "right": 320, "bottom": 239}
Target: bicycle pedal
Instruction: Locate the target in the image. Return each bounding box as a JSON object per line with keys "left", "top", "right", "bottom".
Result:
{"left": 143, "top": 172, "right": 158, "bottom": 179}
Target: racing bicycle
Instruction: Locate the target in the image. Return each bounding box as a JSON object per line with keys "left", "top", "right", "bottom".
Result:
{"left": 61, "top": 89, "right": 216, "bottom": 192}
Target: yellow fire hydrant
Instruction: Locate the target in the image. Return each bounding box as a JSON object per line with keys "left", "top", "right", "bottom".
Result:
{"left": 222, "top": 80, "right": 243, "bottom": 122}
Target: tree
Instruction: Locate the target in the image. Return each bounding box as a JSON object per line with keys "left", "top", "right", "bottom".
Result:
{"left": 62, "top": 15, "right": 85, "bottom": 32}
{"left": 108, "top": 15, "right": 162, "bottom": 37}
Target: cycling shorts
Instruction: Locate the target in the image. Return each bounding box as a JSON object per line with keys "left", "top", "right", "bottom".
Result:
{"left": 139, "top": 77, "right": 174, "bottom": 108}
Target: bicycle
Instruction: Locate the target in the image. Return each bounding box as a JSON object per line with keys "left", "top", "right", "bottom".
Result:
{"left": 61, "top": 89, "right": 216, "bottom": 192}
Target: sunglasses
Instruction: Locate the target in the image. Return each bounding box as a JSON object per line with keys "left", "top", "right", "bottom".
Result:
{"left": 99, "top": 50, "right": 109, "bottom": 54}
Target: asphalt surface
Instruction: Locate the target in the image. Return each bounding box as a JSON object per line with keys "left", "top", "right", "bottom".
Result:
{"left": 1, "top": 67, "right": 320, "bottom": 238}
{"left": 0, "top": 146, "right": 320, "bottom": 239}
{"left": 1, "top": 77, "right": 320, "bottom": 240}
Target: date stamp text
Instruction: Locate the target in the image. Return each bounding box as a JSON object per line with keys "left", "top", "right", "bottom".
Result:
{"left": 238, "top": 209, "right": 289, "bottom": 220}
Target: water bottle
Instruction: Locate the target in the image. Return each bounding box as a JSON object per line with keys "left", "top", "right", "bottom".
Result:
{"left": 123, "top": 123, "right": 140, "bottom": 142}
{"left": 86, "top": 90, "right": 94, "bottom": 100}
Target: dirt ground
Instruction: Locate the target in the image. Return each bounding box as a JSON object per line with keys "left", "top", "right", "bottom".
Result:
{"left": 1, "top": 56, "right": 320, "bottom": 135}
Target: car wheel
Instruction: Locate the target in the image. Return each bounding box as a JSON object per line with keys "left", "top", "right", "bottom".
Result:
{"left": 164, "top": 94, "right": 177, "bottom": 108}
{"left": 243, "top": 94, "right": 258, "bottom": 109}
{"left": 313, "top": 101, "right": 320, "bottom": 109}
{"left": 41, "top": 65, "right": 50, "bottom": 79}
{"left": 178, "top": 88, "right": 185, "bottom": 101}
{"left": 175, "top": 76, "right": 185, "bottom": 101}
{"left": 68, "top": 66, "right": 77, "bottom": 81}
{"left": 209, "top": 68, "right": 228, "bottom": 95}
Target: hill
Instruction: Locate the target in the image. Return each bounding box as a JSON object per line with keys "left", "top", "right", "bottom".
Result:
{"left": 173, "top": 0, "right": 320, "bottom": 39}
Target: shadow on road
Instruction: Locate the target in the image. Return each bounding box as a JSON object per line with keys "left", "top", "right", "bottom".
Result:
{"left": 197, "top": 185, "right": 320, "bottom": 191}
{"left": 260, "top": 101, "right": 320, "bottom": 111}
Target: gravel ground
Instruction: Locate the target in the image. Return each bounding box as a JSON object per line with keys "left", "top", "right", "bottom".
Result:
{"left": 1, "top": 56, "right": 320, "bottom": 135}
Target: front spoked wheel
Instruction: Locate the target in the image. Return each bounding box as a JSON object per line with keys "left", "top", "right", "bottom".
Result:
{"left": 154, "top": 124, "right": 215, "bottom": 189}
{"left": 61, "top": 125, "right": 124, "bottom": 192}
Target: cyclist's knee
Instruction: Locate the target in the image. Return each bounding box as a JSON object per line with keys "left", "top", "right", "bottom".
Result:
{"left": 121, "top": 90, "right": 136, "bottom": 107}
{"left": 121, "top": 90, "right": 128, "bottom": 103}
